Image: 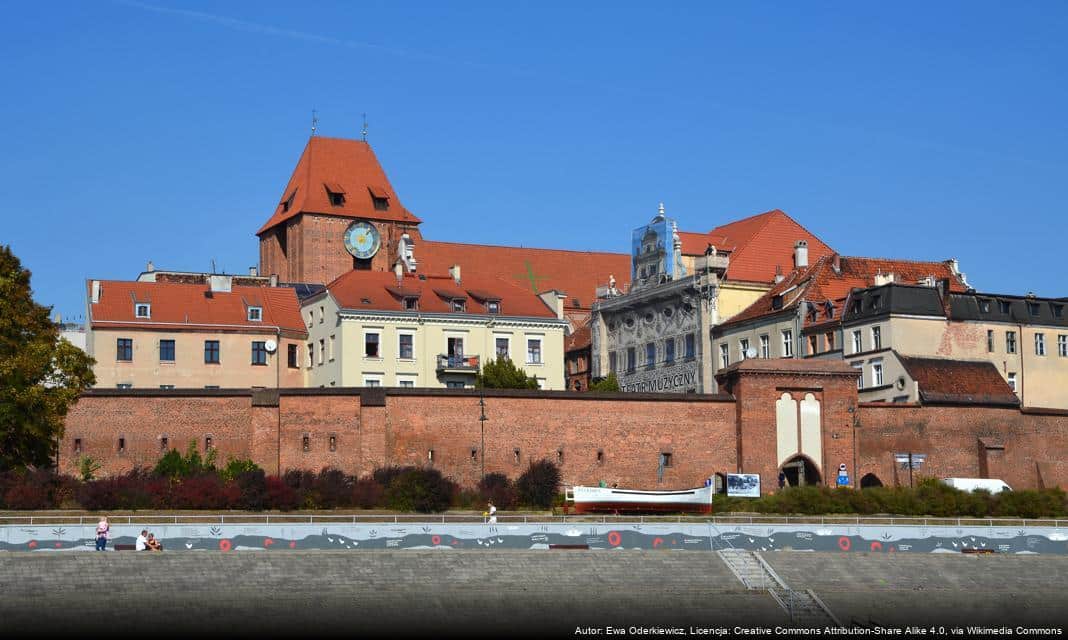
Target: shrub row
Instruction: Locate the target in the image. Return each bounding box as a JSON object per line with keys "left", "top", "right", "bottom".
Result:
{"left": 711, "top": 480, "right": 1068, "bottom": 519}
{"left": 0, "top": 459, "right": 562, "bottom": 512}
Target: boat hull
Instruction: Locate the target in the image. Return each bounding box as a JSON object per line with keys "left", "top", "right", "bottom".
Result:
{"left": 567, "top": 485, "right": 713, "bottom": 514}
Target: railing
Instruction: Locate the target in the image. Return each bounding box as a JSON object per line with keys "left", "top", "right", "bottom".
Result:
{"left": 1, "top": 513, "right": 1065, "bottom": 527}
{"left": 436, "top": 354, "right": 479, "bottom": 371}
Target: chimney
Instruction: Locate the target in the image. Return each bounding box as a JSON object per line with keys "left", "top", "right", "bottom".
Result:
{"left": 394, "top": 261, "right": 403, "bottom": 283}
{"left": 269, "top": 274, "right": 279, "bottom": 288}
{"left": 793, "top": 240, "right": 809, "bottom": 268}
{"left": 90, "top": 280, "right": 101, "bottom": 304}
{"left": 449, "top": 264, "right": 461, "bottom": 285}
{"left": 146, "top": 261, "right": 155, "bottom": 273}
{"left": 832, "top": 254, "right": 841, "bottom": 275}
{"left": 774, "top": 265, "right": 784, "bottom": 284}
{"left": 538, "top": 290, "right": 567, "bottom": 320}
{"left": 249, "top": 266, "right": 259, "bottom": 277}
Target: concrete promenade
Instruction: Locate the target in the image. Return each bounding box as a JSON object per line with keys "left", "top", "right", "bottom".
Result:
{"left": 3, "top": 551, "right": 1068, "bottom": 637}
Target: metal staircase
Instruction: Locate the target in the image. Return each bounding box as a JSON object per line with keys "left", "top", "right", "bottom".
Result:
{"left": 717, "top": 549, "right": 841, "bottom": 628}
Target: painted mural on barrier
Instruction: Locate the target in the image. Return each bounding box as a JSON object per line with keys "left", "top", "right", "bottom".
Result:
{"left": 2, "top": 522, "right": 1066, "bottom": 554}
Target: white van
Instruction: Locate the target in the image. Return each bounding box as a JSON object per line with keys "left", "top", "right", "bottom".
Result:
{"left": 941, "top": 478, "right": 1012, "bottom": 494}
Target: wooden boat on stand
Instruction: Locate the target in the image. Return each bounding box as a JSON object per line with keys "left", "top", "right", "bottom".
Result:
{"left": 564, "top": 483, "right": 714, "bottom": 514}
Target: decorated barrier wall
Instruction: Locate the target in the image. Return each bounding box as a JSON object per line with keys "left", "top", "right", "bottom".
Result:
{"left": 3, "top": 521, "right": 1066, "bottom": 554}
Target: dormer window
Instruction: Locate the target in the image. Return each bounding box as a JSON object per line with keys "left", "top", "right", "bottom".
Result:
{"left": 452, "top": 299, "right": 466, "bottom": 312}
{"left": 850, "top": 299, "right": 862, "bottom": 314}
{"left": 487, "top": 301, "right": 500, "bottom": 314}
{"left": 281, "top": 190, "right": 296, "bottom": 213}
{"left": 325, "top": 183, "right": 345, "bottom": 207}
{"left": 1053, "top": 303, "right": 1064, "bottom": 319}
{"left": 824, "top": 302, "right": 835, "bottom": 319}
{"left": 404, "top": 297, "right": 419, "bottom": 310}
{"left": 247, "top": 306, "right": 263, "bottom": 322}
{"left": 135, "top": 303, "right": 151, "bottom": 319}
{"left": 368, "top": 186, "right": 390, "bottom": 211}
{"left": 999, "top": 300, "right": 1011, "bottom": 314}
{"left": 979, "top": 298, "right": 991, "bottom": 313}
{"left": 1028, "top": 302, "right": 1041, "bottom": 316}
{"left": 870, "top": 295, "right": 881, "bottom": 310}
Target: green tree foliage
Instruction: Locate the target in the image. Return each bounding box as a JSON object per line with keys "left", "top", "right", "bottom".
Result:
{"left": 475, "top": 357, "right": 539, "bottom": 390}
{"left": 0, "top": 245, "right": 95, "bottom": 470}
{"left": 384, "top": 468, "right": 456, "bottom": 512}
{"left": 76, "top": 455, "right": 101, "bottom": 482}
{"left": 152, "top": 440, "right": 218, "bottom": 479}
{"left": 589, "top": 373, "right": 621, "bottom": 392}
{"left": 516, "top": 459, "right": 561, "bottom": 508}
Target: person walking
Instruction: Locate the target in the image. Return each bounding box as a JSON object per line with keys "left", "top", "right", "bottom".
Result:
{"left": 95, "top": 516, "right": 110, "bottom": 551}
{"left": 487, "top": 502, "right": 497, "bottom": 524}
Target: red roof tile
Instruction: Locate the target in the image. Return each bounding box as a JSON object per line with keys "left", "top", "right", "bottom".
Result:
{"left": 565, "top": 324, "right": 592, "bottom": 352}
{"left": 325, "top": 270, "right": 559, "bottom": 318}
{"left": 88, "top": 280, "right": 307, "bottom": 336}
{"left": 718, "top": 254, "right": 969, "bottom": 329}
{"left": 897, "top": 355, "right": 1019, "bottom": 406}
{"left": 257, "top": 137, "right": 421, "bottom": 235}
{"left": 419, "top": 241, "right": 631, "bottom": 311}
{"left": 680, "top": 210, "right": 835, "bottom": 283}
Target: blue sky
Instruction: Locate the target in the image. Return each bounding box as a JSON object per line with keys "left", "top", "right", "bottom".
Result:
{"left": 3, "top": 1, "right": 1067, "bottom": 319}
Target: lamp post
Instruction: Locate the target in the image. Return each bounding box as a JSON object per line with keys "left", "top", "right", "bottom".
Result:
{"left": 479, "top": 388, "right": 487, "bottom": 482}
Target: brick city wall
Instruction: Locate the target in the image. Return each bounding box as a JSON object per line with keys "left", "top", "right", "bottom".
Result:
{"left": 59, "top": 368, "right": 1068, "bottom": 490}
{"left": 855, "top": 403, "right": 1068, "bottom": 490}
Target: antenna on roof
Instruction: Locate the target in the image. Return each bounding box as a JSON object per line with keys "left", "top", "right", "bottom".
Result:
{"left": 311, "top": 109, "right": 318, "bottom": 136}
{"left": 361, "top": 113, "right": 368, "bottom": 141}
{"left": 211, "top": 258, "right": 217, "bottom": 275}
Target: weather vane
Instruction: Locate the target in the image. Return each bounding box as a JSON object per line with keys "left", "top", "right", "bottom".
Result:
{"left": 311, "top": 109, "right": 318, "bottom": 136}
{"left": 362, "top": 113, "right": 368, "bottom": 141}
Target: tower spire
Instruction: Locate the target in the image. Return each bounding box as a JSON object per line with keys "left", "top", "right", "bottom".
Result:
{"left": 362, "top": 113, "right": 368, "bottom": 141}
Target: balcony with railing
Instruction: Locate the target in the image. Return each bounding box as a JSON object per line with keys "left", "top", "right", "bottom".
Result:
{"left": 436, "top": 354, "right": 480, "bottom": 373}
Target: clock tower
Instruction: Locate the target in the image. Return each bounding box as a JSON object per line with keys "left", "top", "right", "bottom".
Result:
{"left": 257, "top": 136, "right": 423, "bottom": 285}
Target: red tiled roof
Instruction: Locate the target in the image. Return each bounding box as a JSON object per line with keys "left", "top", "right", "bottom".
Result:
{"left": 419, "top": 241, "right": 631, "bottom": 311}
{"left": 565, "top": 324, "right": 591, "bottom": 352}
{"left": 680, "top": 210, "right": 835, "bottom": 284}
{"left": 897, "top": 355, "right": 1019, "bottom": 406}
{"left": 88, "top": 280, "right": 307, "bottom": 335}
{"left": 257, "top": 137, "right": 421, "bottom": 235}
{"left": 325, "top": 270, "right": 559, "bottom": 318}
{"left": 718, "top": 254, "right": 969, "bottom": 329}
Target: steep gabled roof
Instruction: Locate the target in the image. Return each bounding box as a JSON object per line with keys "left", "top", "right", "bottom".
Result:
{"left": 257, "top": 137, "right": 420, "bottom": 235}
{"left": 897, "top": 355, "right": 1019, "bottom": 406}
{"left": 679, "top": 209, "right": 835, "bottom": 283}
{"left": 565, "top": 324, "right": 592, "bottom": 352}
{"left": 325, "top": 270, "right": 559, "bottom": 318}
{"left": 88, "top": 280, "right": 307, "bottom": 335}
{"left": 419, "top": 241, "right": 630, "bottom": 311}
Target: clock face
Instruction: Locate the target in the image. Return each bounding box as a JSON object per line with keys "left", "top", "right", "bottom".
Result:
{"left": 343, "top": 221, "right": 381, "bottom": 259}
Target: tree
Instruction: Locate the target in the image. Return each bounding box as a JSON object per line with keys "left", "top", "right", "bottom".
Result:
{"left": 475, "top": 357, "right": 539, "bottom": 389}
{"left": 589, "top": 372, "right": 621, "bottom": 392}
{"left": 516, "top": 459, "right": 561, "bottom": 508}
{"left": 0, "top": 245, "right": 95, "bottom": 470}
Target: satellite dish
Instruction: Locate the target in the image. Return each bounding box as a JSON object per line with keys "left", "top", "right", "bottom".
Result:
{"left": 264, "top": 339, "right": 278, "bottom": 353}
{"left": 745, "top": 348, "right": 758, "bottom": 359}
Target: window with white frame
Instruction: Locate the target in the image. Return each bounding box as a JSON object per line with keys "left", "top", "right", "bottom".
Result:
{"left": 782, "top": 330, "right": 793, "bottom": 357}
{"left": 365, "top": 332, "right": 380, "bottom": 358}
{"left": 135, "top": 303, "right": 151, "bottom": 319}
{"left": 247, "top": 306, "right": 262, "bottom": 322}
{"left": 759, "top": 334, "right": 769, "bottom": 358}
{"left": 739, "top": 338, "right": 750, "bottom": 360}
{"left": 397, "top": 375, "right": 416, "bottom": 388}
{"left": 1007, "top": 372, "right": 1017, "bottom": 393}
{"left": 1035, "top": 333, "right": 1046, "bottom": 356}
{"left": 852, "top": 330, "right": 862, "bottom": 354}
{"left": 871, "top": 326, "right": 882, "bottom": 350}
{"left": 329, "top": 335, "right": 336, "bottom": 360}
{"left": 987, "top": 330, "right": 995, "bottom": 353}
{"left": 307, "top": 342, "right": 314, "bottom": 367}
{"left": 1006, "top": 331, "right": 1017, "bottom": 354}
{"left": 720, "top": 343, "right": 729, "bottom": 369}
{"left": 872, "top": 361, "right": 884, "bottom": 386}
{"left": 495, "top": 337, "right": 509, "bottom": 359}
{"left": 398, "top": 333, "right": 414, "bottom": 360}
{"left": 1059, "top": 335, "right": 1067, "bottom": 357}
{"left": 363, "top": 377, "right": 382, "bottom": 387}
{"left": 318, "top": 339, "right": 324, "bottom": 365}
{"left": 527, "top": 338, "right": 542, "bottom": 364}
{"left": 853, "top": 363, "right": 863, "bottom": 389}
